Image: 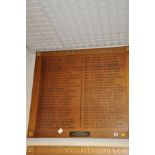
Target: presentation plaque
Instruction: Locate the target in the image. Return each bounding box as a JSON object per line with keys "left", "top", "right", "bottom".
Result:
{"left": 27, "top": 146, "right": 129, "bottom": 155}
{"left": 28, "top": 46, "right": 129, "bottom": 138}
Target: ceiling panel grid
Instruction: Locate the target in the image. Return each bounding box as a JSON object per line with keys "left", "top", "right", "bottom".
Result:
{"left": 27, "top": 0, "right": 129, "bottom": 52}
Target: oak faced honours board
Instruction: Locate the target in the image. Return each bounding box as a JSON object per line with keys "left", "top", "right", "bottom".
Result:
{"left": 27, "top": 146, "right": 129, "bottom": 155}
{"left": 28, "top": 46, "right": 129, "bottom": 138}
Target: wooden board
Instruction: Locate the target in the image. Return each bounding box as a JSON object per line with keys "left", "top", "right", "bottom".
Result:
{"left": 28, "top": 46, "right": 129, "bottom": 138}
{"left": 27, "top": 146, "right": 129, "bottom": 155}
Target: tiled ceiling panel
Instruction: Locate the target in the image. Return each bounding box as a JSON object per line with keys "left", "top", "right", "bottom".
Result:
{"left": 27, "top": 0, "right": 129, "bottom": 52}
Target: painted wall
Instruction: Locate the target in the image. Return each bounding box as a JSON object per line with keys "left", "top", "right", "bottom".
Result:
{"left": 26, "top": 48, "right": 35, "bottom": 129}
{"left": 26, "top": 49, "right": 129, "bottom": 147}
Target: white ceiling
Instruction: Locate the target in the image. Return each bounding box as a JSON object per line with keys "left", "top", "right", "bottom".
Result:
{"left": 27, "top": 0, "right": 129, "bottom": 52}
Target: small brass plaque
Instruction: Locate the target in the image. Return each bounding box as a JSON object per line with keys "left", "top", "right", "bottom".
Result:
{"left": 28, "top": 131, "right": 34, "bottom": 137}
{"left": 70, "top": 131, "right": 90, "bottom": 137}
{"left": 27, "top": 147, "right": 34, "bottom": 153}
{"left": 28, "top": 47, "right": 129, "bottom": 138}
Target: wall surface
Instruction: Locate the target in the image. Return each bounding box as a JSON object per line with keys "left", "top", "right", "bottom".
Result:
{"left": 26, "top": 48, "right": 36, "bottom": 129}
{"left": 26, "top": 49, "right": 129, "bottom": 147}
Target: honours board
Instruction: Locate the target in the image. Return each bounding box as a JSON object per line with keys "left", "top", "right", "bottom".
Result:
{"left": 28, "top": 46, "right": 129, "bottom": 138}
{"left": 27, "top": 146, "right": 129, "bottom": 155}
